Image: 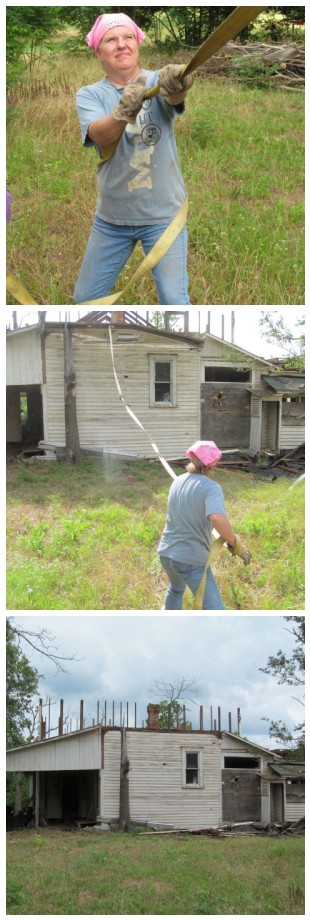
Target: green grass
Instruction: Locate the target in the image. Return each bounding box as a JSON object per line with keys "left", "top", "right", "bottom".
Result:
{"left": 6, "top": 43, "right": 304, "bottom": 305}
{"left": 6, "top": 827, "right": 305, "bottom": 915}
{"left": 6, "top": 458, "right": 305, "bottom": 610}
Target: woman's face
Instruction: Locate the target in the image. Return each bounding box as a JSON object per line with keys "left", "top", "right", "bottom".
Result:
{"left": 97, "top": 26, "right": 139, "bottom": 74}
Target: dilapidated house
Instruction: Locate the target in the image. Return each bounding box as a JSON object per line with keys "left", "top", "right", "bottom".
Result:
{"left": 6, "top": 702, "right": 305, "bottom": 830}
{"left": 6, "top": 311, "right": 305, "bottom": 459}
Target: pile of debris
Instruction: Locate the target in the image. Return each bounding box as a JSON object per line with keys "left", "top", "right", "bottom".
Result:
{"left": 140, "top": 818, "right": 305, "bottom": 838}
{"left": 199, "top": 42, "right": 305, "bottom": 90}
{"left": 218, "top": 443, "right": 305, "bottom": 480}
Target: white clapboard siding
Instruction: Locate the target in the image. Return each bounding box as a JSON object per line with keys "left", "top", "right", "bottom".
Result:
{"left": 44, "top": 332, "right": 200, "bottom": 456}
{"left": 279, "top": 425, "right": 305, "bottom": 450}
{"left": 6, "top": 329, "right": 42, "bottom": 385}
{"left": 286, "top": 801, "right": 305, "bottom": 822}
{"left": 102, "top": 730, "right": 222, "bottom": 828}
{"left": 6, "top": 727, "right": 101, "bottom": 773}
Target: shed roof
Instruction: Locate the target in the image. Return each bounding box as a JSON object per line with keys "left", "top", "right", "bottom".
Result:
{"left": 262, "top": 375, "right": 305, "bottom": 394}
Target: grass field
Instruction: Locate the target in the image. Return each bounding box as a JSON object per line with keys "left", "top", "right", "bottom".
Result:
{"left": 6, "top": 458, "right": 305, "bottom": 610}
{"left": 6, "top": 827, "right": 305, "bottom": 915}
{"left": 6, "top": 42, "right": 304, "bottom": 305}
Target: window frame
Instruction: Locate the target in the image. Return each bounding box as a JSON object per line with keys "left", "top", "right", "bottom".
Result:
{"left": 149, "top": 355, "right": 177, "bottom": 408}
{"left": 181, "top": 747, "right": 204, "bottom": 789}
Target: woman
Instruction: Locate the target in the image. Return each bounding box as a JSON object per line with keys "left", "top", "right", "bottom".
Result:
{"left": 74, "top": 12, "right": 194, "bottom": 305}
{"left": 158, "top": 440, "right": 251, "bottom": 610}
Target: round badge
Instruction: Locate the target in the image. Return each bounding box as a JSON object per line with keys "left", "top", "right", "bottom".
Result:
{"left": 141, "top": 123, "right": 162, "bottom": 146}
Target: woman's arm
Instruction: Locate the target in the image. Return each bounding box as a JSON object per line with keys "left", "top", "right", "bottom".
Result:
{"left": 88, "top": 113, "right": 127, "bottom": 147}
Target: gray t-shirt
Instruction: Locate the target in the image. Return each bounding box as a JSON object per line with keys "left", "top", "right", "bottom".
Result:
{"left": 76, "top": 69, "right": 186, "bottom": 225}
{"left": 158, "top": 473, "right": 227, "bottom": 565}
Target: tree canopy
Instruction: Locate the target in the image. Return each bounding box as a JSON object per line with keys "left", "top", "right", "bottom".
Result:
{"left": 6, "top": 619, "right": 40, "bottom": 748}
{"left": 260, "top": 616, "right": 305, "bottom": 758}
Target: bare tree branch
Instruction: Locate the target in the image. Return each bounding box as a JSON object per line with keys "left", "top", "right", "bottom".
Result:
{"left": 8, "top": 618, "right": 83, "bottom": 673}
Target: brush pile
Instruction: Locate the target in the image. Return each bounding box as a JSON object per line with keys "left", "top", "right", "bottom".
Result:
{"left": 199, "top": 42, "right": 305, "bottom": 90}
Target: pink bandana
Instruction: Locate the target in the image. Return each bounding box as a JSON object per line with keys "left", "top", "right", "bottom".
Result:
{"left": 186, "top": 441, "right": 222, "bottom": 468}
{"left": 86, "top": 13, "right": 145, "bottom": 53}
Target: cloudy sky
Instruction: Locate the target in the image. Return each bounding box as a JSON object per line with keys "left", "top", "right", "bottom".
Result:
{"left": 10, "top": 614, "right": 304, "bottom": 751}
{"left": 6, "top": 306, "right": 304, "bottom": 360}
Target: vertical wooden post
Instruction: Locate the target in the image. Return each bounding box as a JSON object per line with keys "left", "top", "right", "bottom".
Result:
{"left": 34, "top": 772, "right": 40, "bottom": 829}
{"left": 210, "top": 705, "right": 213, "bottom": 729}
{"left": 63, "top": 323, "right": 81, "bottom": 464}
{"left": 183, "top": 705, "right": 186, "bottom": 728}
{"left": 218, "top": 707, "right": 221, "bottom": 731}
{"left": 80, "top": 700, "right": 84, "bottom": 730}
{"left": 59, "top": 699, "right": 64, "bottom": 736}
{"left": 97, "top": 701, "right": 100, "bottom": 724}
{"left": 228, "top": 712, "right": 232, "bottom": 732}
{"left": 200, "top": 706, "right": 204, "bottom": 731}
{"left": 119, "top": 727, "right": 131, "bottom": 832}
{"left": 237, "top": 707, "right": 241, "bottom": 736}
{"left": 38, "top": 698, "right": 43, "bottom": 740}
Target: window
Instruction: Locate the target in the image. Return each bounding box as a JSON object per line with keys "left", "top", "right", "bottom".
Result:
{"left": 224, "top": 756, "right": 259, "bottom": 769}
{"left": 149, "top": 356, "right": 176, "bottom": 407}
{"left": 182, "top": 749, "right": 203, "bottom": 787}
{"left": 204, "top": 366, "right": 251, "bottom": 383}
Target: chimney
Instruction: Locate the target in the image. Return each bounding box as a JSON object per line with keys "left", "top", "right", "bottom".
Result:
{"left": 147, "top": 703, "right": 160, "bottom": 729}
{"left": 112, "top": 311, "right": 126, "bottom": 325}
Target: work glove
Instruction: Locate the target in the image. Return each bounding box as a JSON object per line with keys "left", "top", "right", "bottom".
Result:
{"left": 158, "top": 63, "right": 195, "bottom": 97}
{"left": 112, "top": 76, "right": 146, "bottom": 124}
{"left": 227, "top": 534, "right": 251, "bottom": 566}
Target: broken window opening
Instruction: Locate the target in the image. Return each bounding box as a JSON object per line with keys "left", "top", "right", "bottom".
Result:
{"left": 204, "top": 367, "right": 251, "bottom": 383}
{"left": 224, "top": 756, "right": 259, "bottom": 769}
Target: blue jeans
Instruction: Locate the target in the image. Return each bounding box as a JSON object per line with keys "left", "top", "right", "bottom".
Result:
{"left": 74, "top": 216, "right": 190, "bottom": 305}
{"left": 159, "top": 556, "right": 226, "bottom": 610}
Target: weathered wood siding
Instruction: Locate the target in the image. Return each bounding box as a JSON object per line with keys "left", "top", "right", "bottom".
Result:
{"left": 6, "top": 329, "right": 42, "bottom": 385}
{"left": 6, "top": 728, "right": 101, "bottom": 773}
{"left": 43, "top": 331, "right": 200, "bottom": 456}
{"left": 101, "top": 730, "right": 222, "bottom": 828}
{"left": 201, "top": 383, "right": 251, "bottom": 447}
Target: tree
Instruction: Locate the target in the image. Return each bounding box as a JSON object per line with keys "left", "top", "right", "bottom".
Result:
{"left": 6, "top": 6, "right": 62, "bottom": 88}
{"left": 149, "top": 674, "right": 202, "bottom": 704}
{"left": 6, "top": 620, "right": 40, "bottom": 748}
{"left": 259, "top": 312, "right": 305, "bottom": 370}
{"left": 260, "top": 616, "right": 305, "bottom": 758}
{"left": 149, "top": 674, "right": 202, "bottom": 728}
{"left": 157, "top": 699, "right": 192, "bottom": 729}
{"left": 8, "top": 618, "right": 81, "bottom": 673}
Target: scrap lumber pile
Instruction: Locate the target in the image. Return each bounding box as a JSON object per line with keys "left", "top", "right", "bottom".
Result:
{"left": 140, "top": 818, "right": 304, "bottom": 838}
{"left": 218, "top": 443, "right": 305, "bottom": 479}
{"left": 199, "top": 42, "right": 305, "bottom": 89}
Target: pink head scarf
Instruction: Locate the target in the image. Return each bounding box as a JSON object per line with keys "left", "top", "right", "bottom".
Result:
{"left": 186, "top": 440, "right": 222, "bottom": 468}
{"left": 86, "top": 13, "right": 145, "bottom": 53}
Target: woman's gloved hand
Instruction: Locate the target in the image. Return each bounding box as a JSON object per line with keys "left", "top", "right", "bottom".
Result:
{"left": 158, "top": 63, "right": 195, "bottom": 97}
{"left": 112, "top": 76, "right": 146, "bottom": 123}
{"left": 227, "top": 534, "right": 251, "bottom": 566}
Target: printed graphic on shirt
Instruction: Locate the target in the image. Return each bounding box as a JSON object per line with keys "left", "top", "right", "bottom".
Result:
{"left": 127, "top": 109, "right": 161, "bottom": 191}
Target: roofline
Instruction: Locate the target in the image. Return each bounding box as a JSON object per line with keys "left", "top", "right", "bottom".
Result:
{"left": 7, "top": 726, "right": 281, "bottom": 756}
{"left": 7, "top": 321, "right": 201, "bottom": 347}
{"left": 6, "top": 723, "right": 101, "bottom": 753}
{"left": 6, "top": 321, "right": 277, "bottom": 365}
{"left": 201, "top": 331, "right": 276, "bottom": 368}
{"left": 222, "top": 731, "right": 282, "bottom": 758}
